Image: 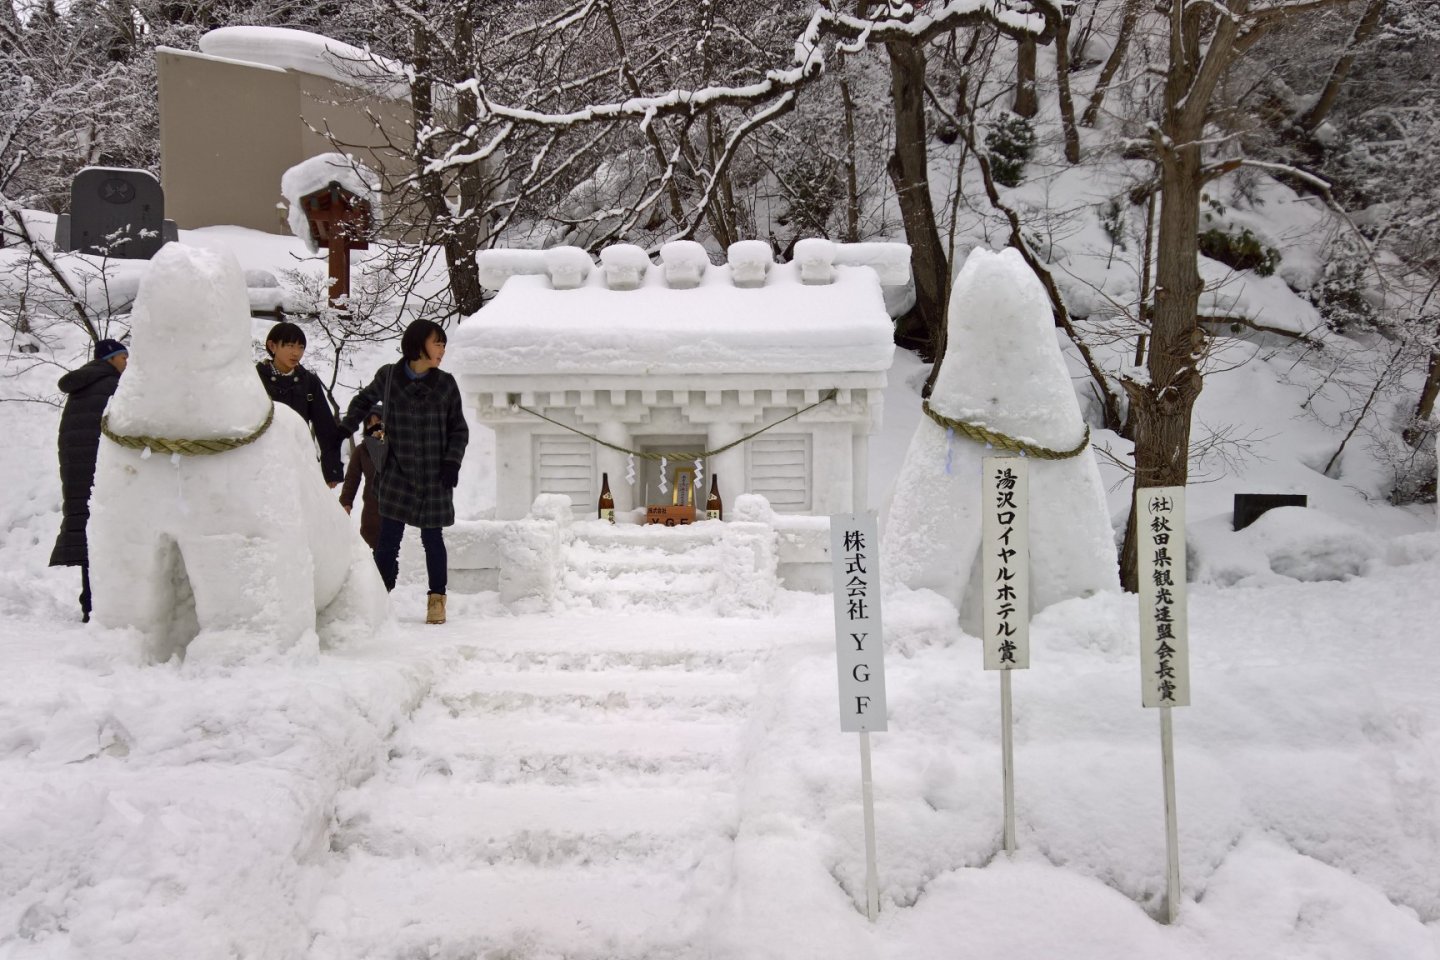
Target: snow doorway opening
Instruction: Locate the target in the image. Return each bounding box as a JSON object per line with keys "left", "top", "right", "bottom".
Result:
{"left": 637, "top": 437, "right": 708, "bottom": 508}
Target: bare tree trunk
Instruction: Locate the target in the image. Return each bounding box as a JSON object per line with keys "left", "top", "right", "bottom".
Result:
{"left": 885, "top": 40, "right": 949, "bottom": 371}
{"left": 1054, "top": 14, "right": 1081, "bottom": 163}
{"left": 839, "top": 68, "right": 862, "bottom": 243}
{"left": 1013, "top": 36, "right": 1038, "bottom": 117}
{"left": 1080, "top": 0, "right": 1145, "bottom": 128}
{"left": 1120, "top": 140, "right": 1205, "bottom": 590}
{"left": 1300, "top": 0, "right": 1386, "bottom": 132}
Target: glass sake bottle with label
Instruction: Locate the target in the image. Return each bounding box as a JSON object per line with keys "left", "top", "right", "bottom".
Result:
{"left": 706, "top": 474, "right": 722, "bottom": 521}
{"left": 598, "top": 472, "right": 615, "bottom": 522}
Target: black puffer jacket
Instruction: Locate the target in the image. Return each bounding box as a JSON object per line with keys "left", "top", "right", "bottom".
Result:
{"left": 256, "top": 361, "right": 344, "bottom": 483}
{"left": 49, "top": 358, "right": 121, "bottom": 567}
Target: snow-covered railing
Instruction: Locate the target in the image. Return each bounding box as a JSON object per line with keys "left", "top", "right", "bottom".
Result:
{"left": 474, "top": 239, "right": 912, "bottom": 292}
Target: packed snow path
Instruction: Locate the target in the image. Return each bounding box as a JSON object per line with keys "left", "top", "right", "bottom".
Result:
{"left": 309, "top": 609, "right": 806, "bottom": 959}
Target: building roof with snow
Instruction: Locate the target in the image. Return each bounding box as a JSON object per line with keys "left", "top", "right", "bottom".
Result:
{"left": 452, "top": 240, "right": 907, "bottom": 377}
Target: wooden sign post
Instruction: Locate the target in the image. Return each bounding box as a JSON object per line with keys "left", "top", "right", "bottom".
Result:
{"left": 982, "top": 456, "right": 1030, "bottom": 853}
{"left": 1136, "top": 485, "right": 1190, "bottom": 924}
{"left": 829, "top": 512, "right": 887, "bottom": 921}
{"left": 298, "top": 182, "right": 373, "bottom": 313}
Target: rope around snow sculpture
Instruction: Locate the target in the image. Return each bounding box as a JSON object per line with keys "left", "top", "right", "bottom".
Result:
{"left": 921, "top": 399, "right": 1090, "bottom": 460}
{"left": 512, "top": 390, "right": 838, "bottom": 460}
{"left": 100, "top": 402, "right": 276, "bottom": 457}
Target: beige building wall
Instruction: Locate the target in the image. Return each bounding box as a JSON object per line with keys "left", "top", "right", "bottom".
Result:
{"left": 158, "top": 48, "right": 417, "bottom": 235}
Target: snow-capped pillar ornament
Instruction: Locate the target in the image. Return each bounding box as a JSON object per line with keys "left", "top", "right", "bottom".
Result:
{"left": 600, "top": 243, "right": 651, "bottom": 291}
{"left": 660, "top": 239, "right": 709, "bottom": 289}
{"left": 727, "top": 239, "right": 773, "bottom": 289}
{"left": 793, "top": 237, "right": 837, "bottom": 285}
{"left": 543, "top": 245, "right": 594, "bottom": 290}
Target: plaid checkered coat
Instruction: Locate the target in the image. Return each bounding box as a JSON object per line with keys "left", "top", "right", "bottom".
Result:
{"left": 343, "top": 362, "right": 468, "bottom": 528}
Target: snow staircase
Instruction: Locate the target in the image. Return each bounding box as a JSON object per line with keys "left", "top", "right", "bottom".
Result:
{"left": 311, "top": 616, "right": 799, "bottom": 959}
{"left": 554, "top": 520, "right": 779, "bottom": 615}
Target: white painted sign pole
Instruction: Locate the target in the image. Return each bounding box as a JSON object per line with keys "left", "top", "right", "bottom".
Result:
{"left": 830, "top": 512, "right": 887, "bottom": 921}
{"left": 982, "top": 457, "right": 1030, "bottom": 853}
{"left": 1136, "top": 485, "right": 1190, "bottom": 924}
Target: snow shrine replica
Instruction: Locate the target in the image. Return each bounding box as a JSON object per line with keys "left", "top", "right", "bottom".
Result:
{"left": 455, "top": 239, "right": 908, "bottom": 519}
{"left": 89, "top": 244, "right": 386, "bottom": 664}
{"left": 438, "top": 239, "right": 909, "bottom": 610}
{"left": 884, "top": 247, "right": 1119, "bottom": 625}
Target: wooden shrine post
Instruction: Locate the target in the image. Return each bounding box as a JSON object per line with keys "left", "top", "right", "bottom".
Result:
{"left": 298, "top": 182, "right": 373, "bottom": 313}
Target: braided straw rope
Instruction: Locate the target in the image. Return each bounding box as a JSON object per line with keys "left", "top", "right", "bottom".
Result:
{"left": 101, "top": 402, "right": 276, "bottom": 457}
{"left": 514, "top": 390, "right": 838, "bottom": 460}
{"left": 922, "top": 399, "right": 1089, "bottom": 460}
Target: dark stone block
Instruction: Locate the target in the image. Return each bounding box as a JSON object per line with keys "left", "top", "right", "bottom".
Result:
{"left": 1233, "top": 493, "right": 1308, "bottom": 531}
{"left": 65, "top": 167, "right": 169, "bottom": 259}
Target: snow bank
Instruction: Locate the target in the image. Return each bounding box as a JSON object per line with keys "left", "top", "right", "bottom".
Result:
{"left": 884, "top": 247, "right": 1117, "bottom": 619}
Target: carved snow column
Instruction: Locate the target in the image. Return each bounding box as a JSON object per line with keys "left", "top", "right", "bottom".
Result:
{"left": 707, "top": 420, "right": 746, "bottom": 503}
{"left": 852, "top": 428, "right": 869, "bottom": 513}
{"left": 597, "top": 420, "right": 632, "bottom": 514}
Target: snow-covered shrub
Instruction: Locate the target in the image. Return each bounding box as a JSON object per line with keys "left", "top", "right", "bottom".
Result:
{"left": 1307, "top": 241, "right": 1377, "bottom": 332}
{"left": 1198, "top": 226, "right": 1281, "bottom": 277}
{"left": 984, "top": 114, "right": 1036, "bottom": 188}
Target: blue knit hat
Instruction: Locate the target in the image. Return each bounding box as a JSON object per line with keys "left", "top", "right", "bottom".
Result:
{"left": 95, "top": 339, "right": 128, "bottom": 361}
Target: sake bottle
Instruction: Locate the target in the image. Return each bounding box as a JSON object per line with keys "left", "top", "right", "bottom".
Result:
{"left": 706, "top": 474, "right": 722, "bottom": 521}
{"left": 598, "top": 472, "right": 615, "bottom": 522}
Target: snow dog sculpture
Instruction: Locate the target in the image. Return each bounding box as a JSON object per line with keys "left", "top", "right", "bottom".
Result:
{"left": 90, "top": 243, "right": 386, "bottom": 664}
{"left": 884, "top": 247, "right": 1119, "bottom": 626}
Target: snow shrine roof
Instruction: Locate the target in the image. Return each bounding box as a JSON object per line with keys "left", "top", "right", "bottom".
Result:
{"left": 452, "top": 240, "right": 908, "bottom": 377}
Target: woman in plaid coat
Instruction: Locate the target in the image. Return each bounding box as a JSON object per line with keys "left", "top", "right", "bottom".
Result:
{"left": 342, "top": 319, "right": 468, "bottom": 624}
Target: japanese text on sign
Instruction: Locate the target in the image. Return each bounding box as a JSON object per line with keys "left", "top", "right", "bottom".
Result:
{"left": 1137, "top": 486, "right": 1191, "bottom": 707}
{"left": 829, "top": 513, "right": 888, "bottom": 732}
{"left": 983, "top": 457, "right": 1031, "bottom": 670}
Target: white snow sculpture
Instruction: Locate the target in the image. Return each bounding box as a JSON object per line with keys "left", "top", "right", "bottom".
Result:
{"left": 279, "top": 153, "right": 382, "bottom": 255}
{"left": 883, "top": 247, "right": 1118, "bottom": 623}
{"left": 90, "top": 244, "right": 387, "bottom": 665}
{"left": 542, "top": 245, "right": 593, "bottom": 290}
{"left": 793, "top": 237, "right": 836, "bottom": 285}
{"left": 727, "top": 239, "right": 772, "bottom": 288}
{"left": 600, "top": 243, "right": 650, "bottom": 290}
{"left": 476, "top": 249, "right": 548, "bottom": 290}
{"left": 659, "top": 239, "right": 709, "bottom": 288}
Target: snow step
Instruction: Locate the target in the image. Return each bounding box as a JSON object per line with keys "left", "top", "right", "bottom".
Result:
{"left": 387, "top": 716, "right": 740, "bottom": 786}
{"left": 332, "top": 782, "right": 735, "bottom": 866}
{"left": 444, "top": 646, "right": 776, "bottom": 673}
{"left": 434, "top": 671, "right": 754, "bottom": 719}
{"left": 314, "top": 855, "right": 721, "bottom": 960}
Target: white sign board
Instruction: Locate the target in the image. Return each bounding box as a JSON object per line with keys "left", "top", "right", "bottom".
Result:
{"left": 983, "top": 457, "right": 1030, "bottom": 670}
{"left": 1137, "top": 486, "right": 1190, "bottom": 707}
{"left": 830, "top": 512, "right": 888, "bottom": 732}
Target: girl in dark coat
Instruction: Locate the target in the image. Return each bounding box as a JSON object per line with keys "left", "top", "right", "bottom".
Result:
{"left": 342, "top": 320, "right": 468, "bottom": 624}
{"left": 50, "top": 339, "right": 127, "bottom": 621}
{"left": 339, "top": 414, "right": 383, "bottom": 550}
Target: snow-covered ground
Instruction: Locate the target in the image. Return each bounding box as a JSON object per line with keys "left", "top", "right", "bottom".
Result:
{"left": 2, "top": 223, "right": 1439, "bottom": 958}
